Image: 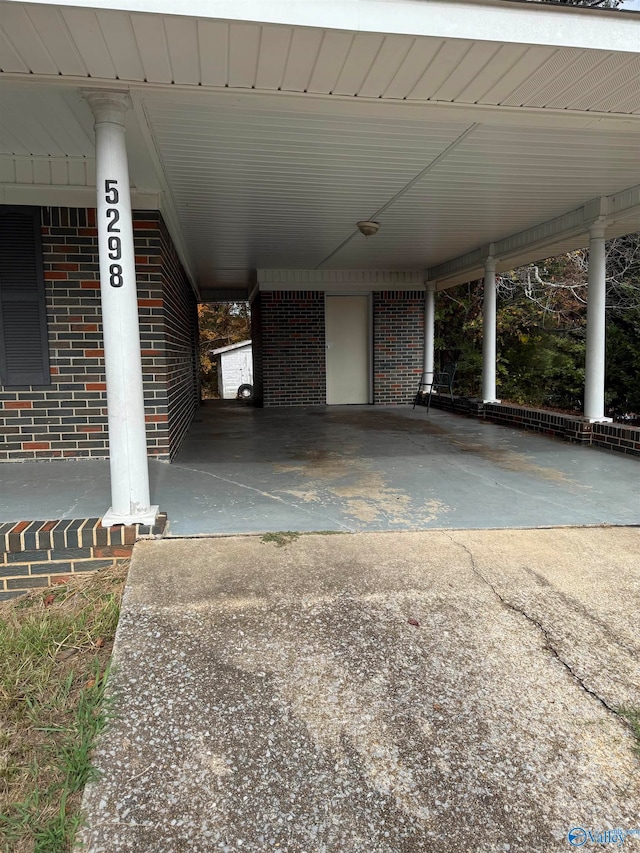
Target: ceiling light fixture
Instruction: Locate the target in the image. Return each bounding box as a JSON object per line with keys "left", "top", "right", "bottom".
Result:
{"left": 356, "top": 220, "right": 380, "bottom": 237}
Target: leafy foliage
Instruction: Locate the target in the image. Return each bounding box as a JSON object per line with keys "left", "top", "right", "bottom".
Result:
{"left": 198, "top": 302, "right": 251, "bottom": 398}
{"left": 435, "top": 234, "right": 640, "bottom": 416}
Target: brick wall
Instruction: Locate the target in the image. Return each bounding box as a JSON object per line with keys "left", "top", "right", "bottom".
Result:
{"left": 255, "top": 291, "right": 326, "bottom": 407}
{"left": 157, "top": 215, "right": 199, "bottom": 458}
{"left": 424, "top": 396, "right": 640, "bottom": 457}
{"left": 0, "top": 514, "right": 167, "bottom": 600}
{"left": 373, "top": 291, "right": 424, "bottom": 404}
{"left": 0, "top": 207, "right": 198, "bottom": 462}
{"left": 592, "top": 421, "right": 640, "bottom": 456}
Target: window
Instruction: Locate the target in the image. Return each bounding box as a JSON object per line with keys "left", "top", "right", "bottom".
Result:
{"left": 0, "top": 206, "right": 50, "bottom": 387}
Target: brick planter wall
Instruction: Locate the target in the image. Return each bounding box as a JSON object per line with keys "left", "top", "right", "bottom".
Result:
{"left": 373, "top": 291, "right": 424, "bottom": 405}
{"left": 255, "top": 291, "right": 325, "bottom": 407}
{"left": 0, "top": 207, "right": 198, "bottom": 461}
{"left": 0, "top": 514, "right": 167, "bottom": 600}
{"left": 421, "top": 395, "right": 640, "bottom": 457}
{"left": 592, "top": 422, "right": 640, "bottom": 456}
{"left": 481, "top": 402, "right": 593, "bottom": 444}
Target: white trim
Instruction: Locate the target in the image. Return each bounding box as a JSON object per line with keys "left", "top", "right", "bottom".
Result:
{"left": 4, "top": 74, "right": 640, "bottom": 131}
{"left": 129, "top": 91, "right": 199, "bottom": 295}
{"left": 428, "top": 186, "right": 640, "bottom": 288}
{"left": 12, "top": 0, "right": 640, "bottom": 53}
{"left": 103, "top": 505, "right": 159, "bottom": 527}
{"left": 0, "top": 184, "right": 161, "bottom": 209}
{"left": 257, "top": 270, "right": 425, "bottom": 290}
{"left": 211, "top": 339, "right": 252, "bottom": 355}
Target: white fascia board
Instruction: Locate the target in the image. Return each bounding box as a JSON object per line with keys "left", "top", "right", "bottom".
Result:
{"left": 0, "top": 183, "right": 160, "bottom": 208}
{"left": 257, "top": 270, "right": 425, "bottom": 291}
{"left": 10, "top": 0, "right": 640, "bottom": 54}
{"left": 429, "top": 184, "right": 640, "bottom": 289}
{"left": 609, "top": 183, "right": 640, "bottom": 219}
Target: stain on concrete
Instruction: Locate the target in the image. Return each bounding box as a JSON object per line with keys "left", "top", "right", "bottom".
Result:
{"left": 450, "top": 440, "right": 572, "bottom": 483}
{"left": 275, "top": 447, "right": 449, "bottom": 528}
{"left": 311, "top": 407, "right": 451, "bottom": 436}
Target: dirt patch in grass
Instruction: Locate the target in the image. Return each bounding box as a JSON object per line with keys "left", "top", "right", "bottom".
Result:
{"left": 0, "top": 563, "right": 128, "bottom": 853}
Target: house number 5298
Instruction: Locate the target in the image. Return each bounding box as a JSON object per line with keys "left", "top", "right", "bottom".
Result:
{"left": 104, "top": 179, "right": 123, "bottom": 288}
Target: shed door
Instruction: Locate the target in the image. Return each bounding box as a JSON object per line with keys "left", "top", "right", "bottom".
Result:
{"left": 325, "top": 295, "right": 370, "bottom": 404}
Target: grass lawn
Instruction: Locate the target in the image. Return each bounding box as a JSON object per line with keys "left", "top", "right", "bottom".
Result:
{"left": 0, "top": 564, "right": 128, "bottom": 853}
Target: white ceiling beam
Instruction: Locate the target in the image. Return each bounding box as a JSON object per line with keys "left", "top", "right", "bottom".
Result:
{"left": 2, "top": 73, "right": 639, "bottom": 132}
{"left": 428, "top": 184, "right": 640, "bottom": 289}
{"left": 257, "top": 269, "right": 424, "bottom": 287}
{"left": 10, "top": 0, "right": 640, "bottom": 53}
{"left": 0, "top": 182, "right": 160, "bottom": 208}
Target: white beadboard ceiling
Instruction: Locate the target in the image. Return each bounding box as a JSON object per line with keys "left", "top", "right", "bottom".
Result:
{"left": 1, "top": 1, "right": 640, "bottom": 293}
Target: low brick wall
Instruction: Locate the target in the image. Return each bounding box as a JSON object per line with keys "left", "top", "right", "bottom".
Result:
{"left": 592, "top": 422, "right": 640, "bottom": 456}
{"left": 483, "top": 403, "right": 593, "bottom": 446}
{"left": 0, "top": 514, "right": 167, "bottom": 600}
{"left": 419, "top": 394, "right": 640, "bottom": 457}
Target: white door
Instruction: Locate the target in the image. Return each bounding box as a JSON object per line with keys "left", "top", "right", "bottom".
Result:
{"left": 325, "top": 295, "right": 370, "bottom": 404}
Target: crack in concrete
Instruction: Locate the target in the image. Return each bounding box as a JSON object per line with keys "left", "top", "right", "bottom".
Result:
{"left": 445, "top": 533, "right": 632, "bottom": 736}
{"left": 171, "top": 462, "right": 356, "bottom": 532}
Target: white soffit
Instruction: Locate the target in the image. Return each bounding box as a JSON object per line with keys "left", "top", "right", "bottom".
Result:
{"left": 1, "top": 1, "right": 640, "bottom": 293}
{"left": 1, "top": 3, "right": 639, "bottom": 115}
{"left": 8, "top": 0, "right": 640, "bottom": 53}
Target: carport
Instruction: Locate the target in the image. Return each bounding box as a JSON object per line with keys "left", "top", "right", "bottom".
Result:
{"left": 1, "top": 0, "right": 640, "bottom": 528}
{"left": 0, "top": 404, "right": 638, "bottom": 536}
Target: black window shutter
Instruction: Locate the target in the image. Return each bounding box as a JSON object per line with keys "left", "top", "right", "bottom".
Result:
{"left": 0, "top": 206, "right": 50, "bottom": 386}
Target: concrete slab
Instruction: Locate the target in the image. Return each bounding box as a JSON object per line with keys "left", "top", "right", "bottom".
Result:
{"left": 79, "top": 528, "right": 640, "bottom": 853}
{"left": 1, "top": 405, "right": 638, "bottom": 535}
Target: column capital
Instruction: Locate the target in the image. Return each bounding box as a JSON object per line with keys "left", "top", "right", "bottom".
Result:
{"left": 589, "top": 219, "right": 607, "bottom": 240}
{"left": 84, "top": 90, "right": 131, "bottom": 126}
{"left": 425, "top": 281, "right": 436, "bottom": 293}
{"left": 484, "top": 256, "right": 496, "bottom": 274}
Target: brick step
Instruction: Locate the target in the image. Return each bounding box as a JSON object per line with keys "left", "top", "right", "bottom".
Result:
{"left": 0, "top": 513, "right": 167, "bottom": 600}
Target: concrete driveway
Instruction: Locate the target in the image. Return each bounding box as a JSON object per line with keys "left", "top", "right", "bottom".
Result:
{"left": 79, "top": 527, "right": 640, "bottom": 853}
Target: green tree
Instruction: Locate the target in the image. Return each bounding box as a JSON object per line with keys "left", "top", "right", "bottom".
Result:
{"left": 435, "top": 232, "right": 640, "bottom": 417}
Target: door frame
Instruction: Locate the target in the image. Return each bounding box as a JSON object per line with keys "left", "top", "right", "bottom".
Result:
{"left": 324, "top": 291, "right": 373, "bottom": 405}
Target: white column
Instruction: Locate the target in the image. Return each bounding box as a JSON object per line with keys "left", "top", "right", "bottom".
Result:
{"left": 86, "top": 92, "right": 158, "bottom": 526}
{"left": 482, "top": 256, "right": 500, "bottom": 403}
{"left": 584, "top": 222, "right": 611, "bottom": 422}
{"left": 423, "top": 282, "right": 435, "bottom": 387}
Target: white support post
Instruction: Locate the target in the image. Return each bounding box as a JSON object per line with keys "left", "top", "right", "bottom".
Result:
{"left": 423, "top": 282, "right": 436, "bottom": 388}
{"left": 584, "top": 222, "right": 611, "bottom": 422}
{"left": 86, "top": 92, "right": 158, "bottom": 526}
{"left": 482, "top": 255, "right": 500, "bottom": 403}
